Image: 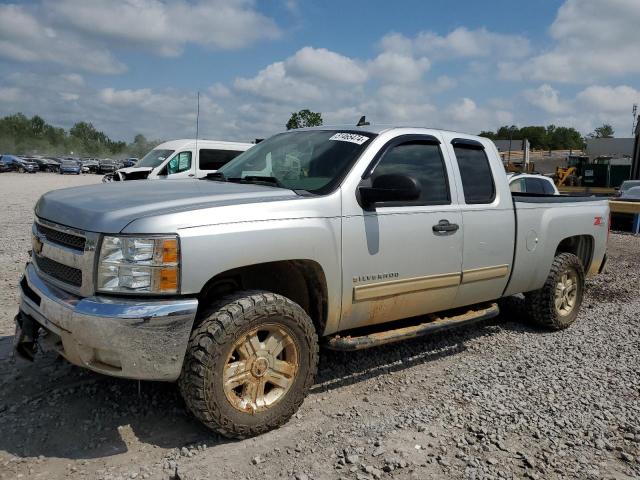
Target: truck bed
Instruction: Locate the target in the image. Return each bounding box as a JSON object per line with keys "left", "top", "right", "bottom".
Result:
{"left": 503, "top": 194, "right": 609, "bottom": 297}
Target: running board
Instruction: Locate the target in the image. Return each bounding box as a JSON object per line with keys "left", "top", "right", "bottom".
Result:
{"left": 326, "top": 303, "right": 500, "bottom": 351}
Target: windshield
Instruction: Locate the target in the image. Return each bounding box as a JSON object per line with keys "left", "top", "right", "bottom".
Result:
{"left": 137, "top": 149, "right": 175, "bottom": 168}
{"left": 217, "top": 130, "right": 375, "bottom": 193}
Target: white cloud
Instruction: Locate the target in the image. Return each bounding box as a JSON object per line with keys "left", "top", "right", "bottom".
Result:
{"left": 99, "top": 87, "right": 222, "bottom": 117}
{"left": 0, "top": 86, "right": 21, "bottom": 102}
{"left": 60, "top": 74, "right": 85, "bottom": 87}
{"left": 60, "top": 92, "right": 80, "bottom": 101}
{"left": 505, "top": 0, "right": 640, "bottom": 82}
{"left": 0, "top": 4, "right": 125, "bottom": 74}
{"left": 378, "top": 32, "right": 414, "bottom": 56}
{"left": 524, "top": 84, "right": 569, "bottom": 114}
{"left": 368, "top": 52, "right": 430, "bottom": 84}
{"left": 414, "top": 27, "right": 531, "bottom": 59}
{"left": 208, "top": 83, "right": 232, "bottom": 98}
{"left": 50, "top": 0, "right": 281, "bottom": 56}
{"left": 576, "top": 85, "right": 640, "bottom": 113}
{"left": 444, "top": 97, "right": 513, "bottom": 133}
{"left": 285, "top": 47, "right": 367, "bottom": 84}
{"left": 234, "top": 62, "right": 323, "bottom": 103}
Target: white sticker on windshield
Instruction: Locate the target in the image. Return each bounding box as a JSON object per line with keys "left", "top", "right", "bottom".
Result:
{"left": 329, "top": 132, "right": 369, "bottom": 145}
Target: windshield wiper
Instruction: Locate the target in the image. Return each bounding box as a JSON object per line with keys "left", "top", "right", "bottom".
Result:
{"left": 204, "top": 172, "right": 227, "bottom": 181}
{"left": 228, "top": 175, "right": 285, "bottom": 188}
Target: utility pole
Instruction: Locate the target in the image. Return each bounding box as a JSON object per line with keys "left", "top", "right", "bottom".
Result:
{"left": 632, "top": 104, "right": 638, "bottom": 136}
{"left": 508, "top": 126, "right": 516, "bottom": 164}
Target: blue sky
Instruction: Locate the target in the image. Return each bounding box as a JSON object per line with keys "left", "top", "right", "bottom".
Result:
{"left": 0, "top": 0, "right": 638, "bottom": 142}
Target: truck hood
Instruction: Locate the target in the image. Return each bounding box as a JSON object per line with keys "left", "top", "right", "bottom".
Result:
{"left": 35, "top": 180, "right": 299, "bottom": 233}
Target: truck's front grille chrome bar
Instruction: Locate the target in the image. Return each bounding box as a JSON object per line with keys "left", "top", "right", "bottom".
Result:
{"left": 36, "top": 223, "right": 86, "bottom": 251}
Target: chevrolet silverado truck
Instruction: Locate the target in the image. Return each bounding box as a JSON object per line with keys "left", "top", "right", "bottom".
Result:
{"left": 15, "top": 126, "right": 609, "bottom": 438}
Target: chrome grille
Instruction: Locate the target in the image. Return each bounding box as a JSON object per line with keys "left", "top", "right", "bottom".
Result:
{"left": 34, "top": 255, "right": 82, "bottom": 287}
{"left": 33, "top": 218, "right": 98, "bottom": 296}
{"left": 37, "top": 223, "right": 86, "bottom": 251}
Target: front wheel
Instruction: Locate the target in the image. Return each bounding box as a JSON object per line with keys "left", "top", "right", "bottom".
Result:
{"left": 179, "top": 291, "right": 319, "bottom": 439}
{"left": 18, "top": 167, "right": 24, "bottom": 173}
{"left": 525, "top": 253, "right": 584, "bottom": 330}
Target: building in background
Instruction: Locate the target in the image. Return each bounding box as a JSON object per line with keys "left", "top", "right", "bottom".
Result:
{"left": 585, "top": 138, "right": 634, "bottom": 160}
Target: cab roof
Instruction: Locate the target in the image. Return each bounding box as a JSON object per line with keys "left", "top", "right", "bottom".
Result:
{"left": 295, "top": 124, "right": 485, "bottom": 139}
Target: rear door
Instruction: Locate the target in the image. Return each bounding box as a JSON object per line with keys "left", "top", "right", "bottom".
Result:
{"left": 443, "top": 136, "right": 515, "bottom": 308}
{"left": 340, "top": 134, "right": 463, "bottom": 331}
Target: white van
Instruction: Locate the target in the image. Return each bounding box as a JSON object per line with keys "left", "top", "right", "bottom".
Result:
{"left": 113, "top": 139, "right": 253, "bottom": 181}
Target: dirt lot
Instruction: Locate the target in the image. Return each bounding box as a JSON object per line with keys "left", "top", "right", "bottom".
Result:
{"left": 0, "top": 172, "right": 639, "bottom": 480}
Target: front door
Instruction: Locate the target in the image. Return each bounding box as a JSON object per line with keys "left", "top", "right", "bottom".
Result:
{"left": 164, "top": 151, "right": 195, "bottom": 179}
{"left": 340, "top": 135, "right": 463, "bottom": 331}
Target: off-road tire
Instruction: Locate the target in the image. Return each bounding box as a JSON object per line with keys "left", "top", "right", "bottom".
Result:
{"left": 179, "top": 290, "right": 319, "bottom": 439}
{"left": 525, "top": 253, "right": 584, "bottom": 330}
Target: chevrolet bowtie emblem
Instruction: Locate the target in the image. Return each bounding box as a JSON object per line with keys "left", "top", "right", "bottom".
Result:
{"left": 32, "top": 234, "right": 44, "bottom": 255}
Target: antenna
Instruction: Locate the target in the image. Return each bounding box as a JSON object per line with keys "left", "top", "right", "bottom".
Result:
{"left": 357, "top": 115, "right": 370, "bottom": 127}
{"left": 195, "top": 91, "right": 200, "bottom": 156}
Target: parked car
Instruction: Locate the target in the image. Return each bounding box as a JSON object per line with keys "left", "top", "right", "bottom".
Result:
{"left": 614, "top": 180, "right": 640, "bottom": 198}
{"left": 44, "top": 157, "right": 63, "bottom": 166}
{"left": 59, "top": 160, "right": 81, "bottom": 175}
{"left": 0, "top": 156, "right": 11, "bottom": 172}
{"left": 112, "top": 139, "right": 252, "bottom": 181}
{"left": 80, "top": 159, "right": 100, "bottom": 174}
{"left": 122, "top": 157, "right": 138, "bottom": 168}
{"left": 620, "top": 186, "right": 640, "bottom": 201}
{"left": 1, "top": 154, "right": 38, "bottom": 173}
{"left": 29, "top": 157, "right": 60, "bottom": 173}
{"left": 508, "top": 173, "right": 559, "bottom": 195}
{"left": 15, "top": 125, "right": 609, "bottom": 438}
{"left": 98, "top": 159, "right": 119, "bottom": 174}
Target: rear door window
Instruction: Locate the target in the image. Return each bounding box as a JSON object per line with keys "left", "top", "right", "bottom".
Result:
{"left": 199, "top": 149, "right": 243, "bottom": 170}
{"left": 452, "top": 144, "right": 496, "bottom": 204}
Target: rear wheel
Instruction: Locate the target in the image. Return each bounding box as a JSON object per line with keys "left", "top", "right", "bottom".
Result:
{"left": 525, "top": 253, "right": 584, "bottom": 330}
{"left": 179, "top": 291, "right": 318, "bottom": 438}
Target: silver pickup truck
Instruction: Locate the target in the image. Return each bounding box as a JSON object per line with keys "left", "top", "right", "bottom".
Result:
{"left": 15, "top": 126, "right": 609, "bottom": 438}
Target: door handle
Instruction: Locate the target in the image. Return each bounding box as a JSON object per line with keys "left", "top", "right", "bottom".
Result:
{"left": 432, "top": 219, "right": 459, "bottom": 233}
{"left": 188, "top": 174, "right": 195, "bottom": 177}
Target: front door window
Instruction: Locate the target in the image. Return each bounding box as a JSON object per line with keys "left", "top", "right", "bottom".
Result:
{"left": 167, "top": 151, "right": 192, "bottom": 175}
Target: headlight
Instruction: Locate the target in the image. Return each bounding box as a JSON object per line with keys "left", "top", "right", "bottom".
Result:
{"left": 97, "top": 235, "right": 179, "bottom": 294}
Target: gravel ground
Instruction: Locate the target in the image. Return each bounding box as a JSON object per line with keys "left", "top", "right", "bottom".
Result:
{"left": 0, "top": 172, "right": 638, "bottom": 480}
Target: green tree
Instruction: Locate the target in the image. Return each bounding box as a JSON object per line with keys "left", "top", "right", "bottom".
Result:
{"left": 30, "top": 115, "right": 46, "bottom": 137}
{"left": 589, "top": 123, "right": 615, "bottom": 138}
{"left": 286, "top": 109, "right": 323, "bottom": 130}
{"left": 478, "top": 130, "right": 496, "bottom": 140}
{"left": 519, "top": 126, "right": 548, "bottom": 150}
{"left": 495, "top": 125, "right": 520, "bottom": 140}
{"left": 0, "top": 112, "right": 145, "bottom": 157}
{"left": 548, "top": 126, "right": 584, "bottom": 150}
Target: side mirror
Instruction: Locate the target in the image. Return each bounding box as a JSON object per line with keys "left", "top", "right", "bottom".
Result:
{"left": 359, "top": 174, "right": 421, "bottom": 207}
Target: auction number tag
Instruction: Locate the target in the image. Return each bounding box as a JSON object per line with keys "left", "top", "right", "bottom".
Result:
{"left": 329, "top": 132, "right": 369, "bottom": 145}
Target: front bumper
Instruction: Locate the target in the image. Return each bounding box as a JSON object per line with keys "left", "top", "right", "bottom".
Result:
{"left": 17, "top": 262, "right": 198, "bottom": 381}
